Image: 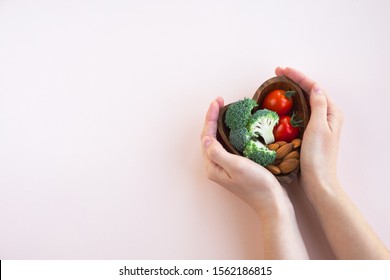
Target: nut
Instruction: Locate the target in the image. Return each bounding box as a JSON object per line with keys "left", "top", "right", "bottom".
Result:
{"left": 272, "top": 158, "right": 283, "bottom": 165}
{"left": 284, "top": 150, "right": 300, "bottom": 160}
{"left": 292, "top": 138, "right": 302, "bottom": 149}
{"left": 275, "top": 143, "right": 293, "bottom": 159}
{"left": 265, "top": 165, "right": 281, "bottom": 175}
{"left": 267, "top": 143, "right": 279, "bottom": 151}
{"left": 275, "top": 141, "right": 287, "bottom": 146}
{"left": 279, "top": 158, "right": 300, "bottom": 174}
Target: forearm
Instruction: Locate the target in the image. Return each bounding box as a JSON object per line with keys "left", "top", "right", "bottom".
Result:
{"left": 259, "top": 199, "right": 309, "bottom": 260}
{"left": 306, "top": 181, "right": 390, "bottom": 259}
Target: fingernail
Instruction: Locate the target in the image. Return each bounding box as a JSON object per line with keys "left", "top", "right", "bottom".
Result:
{"left": 313, "top": 84, "right": 324, "bottom": 95}
{"left": 203, "top": 136, "right": 212, "bottom": 147}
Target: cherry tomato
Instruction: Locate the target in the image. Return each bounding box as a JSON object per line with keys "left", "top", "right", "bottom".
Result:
{"left": 262, "top": 89, "right": 295, "bottom": 116}
{"left": 273, "top": 113, "right": 302, "bottom": 142}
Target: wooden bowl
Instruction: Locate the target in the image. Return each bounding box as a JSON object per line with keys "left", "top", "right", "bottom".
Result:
{"left": 217, "top": 76, "right": 310, "bottom": 183}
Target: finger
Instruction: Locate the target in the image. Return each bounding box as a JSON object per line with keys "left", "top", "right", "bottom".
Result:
{"left": 204, "top": 158, "right": 232, "bottom": 186}
{"left": 202, "top": 136, "right": 237, "bottom": 175}
{"left": 201, "top": 136, "right": 232, "bottom": 185}
{"left": 275, "top": 66, "right": 286, "bottom": 76}
{"left": 325, "top": 95, "right": 344, "bottom": 134}
{"left": 309, "top": 84, "right": 329, "bottom": 128}
{"left": 200, "top": 98, "right": 221, "bottom": 140}
{"left": 216, "top": 96, "right": 224, "bottom": 108}
{"left": 283, "top": 67, "right": 317, "bottom": 94}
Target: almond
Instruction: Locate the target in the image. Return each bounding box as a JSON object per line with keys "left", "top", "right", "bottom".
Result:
{"left": 267, "top": 143, "right": 279, "bottom": 151}
{"left": 275, "top": 143, "right": 293, "bottom": 159}
{"left": 279, "top": 158, "right": 299, "bottom": 174}
{"left": 292, "top": 138, "right": 302, "bottom": 149}
{"left": 265, "top": 165, "right": 281, "bottom": 175}
{"left": 272, "top": 158, "right": 283, "bottom": 165}
{"left": 284, "top": 150, "right": 300, "bottom": 160}
{"left": 275, "top": 141, "right": 287, "bottom": 146}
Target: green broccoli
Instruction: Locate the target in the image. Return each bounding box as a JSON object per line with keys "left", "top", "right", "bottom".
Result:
{"left": 243, "top": 139, "right": 276, "bottom": 166}
{"left": 247, "top": 109, "right": 279, "bottom": 144}
{"left": 224, "top": 98, "right": 258, "bottom": 130}
{"left": 229, "top": 127, "right": 251, "bottom": 152}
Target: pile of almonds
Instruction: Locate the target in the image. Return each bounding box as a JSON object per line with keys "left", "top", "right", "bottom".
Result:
{"left": 265, "top": 138, "right": 301, "bottom": 175}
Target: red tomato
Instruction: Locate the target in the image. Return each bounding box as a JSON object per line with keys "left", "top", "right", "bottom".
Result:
{"left": 262, "top": 89, "right": 295, "bottom": 116}
{"left": 273, "top": 114, "right": 302, "bottom": 142}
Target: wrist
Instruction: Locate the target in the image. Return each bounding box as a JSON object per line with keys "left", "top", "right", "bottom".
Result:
{"left": 253, "top": 185, "right": 294, "bottom": 221}
{"left": 301, "top": 175, "right": 343, "bottom": 205}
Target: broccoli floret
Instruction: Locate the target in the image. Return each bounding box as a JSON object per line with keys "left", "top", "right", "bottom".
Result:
{"left": 243, "top": 140, "right": 276, "bottom": 166}
{"left": 229, "top": 127, "right": 251, "bottom": 152}
{"left": 224, "top": 98, "right": 258, "bottom": 130}
{"left": 247, "top": 109, "right": 279, "bottom": 144}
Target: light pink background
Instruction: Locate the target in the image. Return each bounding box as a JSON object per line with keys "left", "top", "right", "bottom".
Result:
{"left": 0, "top": 0, "right": 389, "bottom": 259}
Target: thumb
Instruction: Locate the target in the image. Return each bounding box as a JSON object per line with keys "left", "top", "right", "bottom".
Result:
{"left": 309, "top": 84, "right": 328, "bottom": 126}
{"left": 202, "top": 136, "right": 235, "bottom": 173}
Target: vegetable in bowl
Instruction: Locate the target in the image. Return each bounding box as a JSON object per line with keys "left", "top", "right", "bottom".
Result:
{"left": 247, "top": 109, "right": 279, "bottom": 145}
{"left": 243, "top": 140, "right": 276, "bottom": 167}
{"left": 228, "top": 127, "right": 251, "bottom": 153}
{"left": 224, "top": 98, "right": 278, "bottom": 166}
{"left": 224, "top": 98, "right": 258, "bottom": 130}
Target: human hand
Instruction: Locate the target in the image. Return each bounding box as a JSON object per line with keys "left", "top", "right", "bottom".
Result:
{"left": 200, "top": 97, "right": 290, "bottom": 219}
{"left": 201, "top": 97, "right": 309, "bottom": 259}
{"left": 275, "top": 67, "right": 344, "bottom": 195}
{"left": 274, "top": 68, "right": 390, "bottom": 260}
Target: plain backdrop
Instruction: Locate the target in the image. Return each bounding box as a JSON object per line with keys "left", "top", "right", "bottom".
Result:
{"left": 1, "top": 0, "right": 389, "bottom": 259}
